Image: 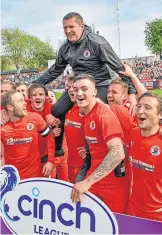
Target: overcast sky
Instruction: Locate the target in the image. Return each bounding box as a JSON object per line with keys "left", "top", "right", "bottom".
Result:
{"left": 2, "top": 0, "right": 162, "bottom": 59}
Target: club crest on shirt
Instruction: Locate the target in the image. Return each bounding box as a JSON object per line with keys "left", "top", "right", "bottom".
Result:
{"left": 64, "top": 119, "right": 68, "bottom": 126}
{"left": 90, "top": 121, "right": 95, "bottom": 130}
{"left": 79, "top": 112, "right": 84, "bottom": 117}
{"left": 150, "top": 145, "right": 161, "bottom": 156}
{"left": 27, "top": 123, "right": 34, "bottom": 130}
{"left": 84, "top": 50, "right": 90, "bottom": 58}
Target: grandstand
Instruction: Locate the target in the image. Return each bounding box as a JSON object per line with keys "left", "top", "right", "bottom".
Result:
{"left": 1, "top": 55, "right": 162, "bottom": 90}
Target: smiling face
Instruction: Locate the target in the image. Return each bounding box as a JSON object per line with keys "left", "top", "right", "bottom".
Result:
{"left": 73, "top": 78, "right": 97, "bottom": 113}
{"left": 9, "top": 92, "right": 27, "bottom": 118}
{"left": 136, "top": 96, "right": 162, "bottom": 132}
{"left": 63, "top": 17, "right": 84, "bottom": 43}
{"left": 48, "top": 90, "right": 56, "bottom": 105}
{"left": 30, "top": 87, "right": 46, "bottom": 111}
{"left": 67, "top": 79, "right": 75, "bottom": 102}
{"left": 107, "top": 83, "right": 127, "bottom": 105}
{"left": 16, "top": 85, "right": 28, "bottom": 99}
{"left": 1, "top": 83, "right": 14, "bottom": 97}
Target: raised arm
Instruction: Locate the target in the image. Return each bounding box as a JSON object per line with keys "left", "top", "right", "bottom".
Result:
{"left": 97, "top": 41, "right": 137, "bottom": 115}
{"left": 119, "top": 63, "right": 147, "bottom": 97}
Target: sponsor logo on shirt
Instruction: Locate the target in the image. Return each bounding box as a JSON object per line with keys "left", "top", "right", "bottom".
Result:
{"left": 65, "top": 119, "right": 82, "bottom": 128}
{"left": 7, "top": 137, "right": 32, "bottom": 145}
{"left": 150, "top": 145, "right": 161, "bottom": 156}
{"left": 27, "top": 123, "right": 34, "bottom": 130}
{"left": 129, "top": 156, "right": 155, "bottom": 172}
{"left": 90, "top": 121, "right": 95, "bottom": 130}
{"left": 86, "top": 136, "right": 98, "bottom": 144}
{"left": 84, "top": 50, "right": 91, "bottom": 58}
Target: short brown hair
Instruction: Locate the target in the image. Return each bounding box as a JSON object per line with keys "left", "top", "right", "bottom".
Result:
{"left": 109, "top": 79, "right": 128, "bottom": 94}
{"left": 63, "top": 12, "right": 83, "bottom": 24}
{"left": 1, "top": 80, "right": 16, "bottom": 91}
{"left": 16, "top": 82, "right": 28, "bottom": 88}
{"left": 1, "top": 91, "right": 17, "bottom": 111}
{"left": 68, "top": 75, "right": 75, "bottom": 82}
{"left": 73, "top": 74, "right": 96, "bottom": 85}
{"left": 139, "top": 92, "right": 162, "bottom": 115}
{"left": 28, "top": 83, "right": 48, "bottom": 97}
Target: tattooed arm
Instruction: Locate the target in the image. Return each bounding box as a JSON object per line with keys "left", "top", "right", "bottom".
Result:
{"left": 71, "top": 137, "right": 125, "bottom": 203}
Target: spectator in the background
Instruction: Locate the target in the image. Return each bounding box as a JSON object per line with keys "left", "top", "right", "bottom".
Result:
{"left": 48, "top": 90, "right": 57, "bottom": 105}
{"left": 1, "top": 80, "right": 16, "bottom": 97}
{"left": 16, "top": 82, "right": 28, "bottom": 99}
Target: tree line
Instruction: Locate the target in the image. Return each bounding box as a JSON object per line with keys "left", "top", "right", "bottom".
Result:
{"left": 1, "top": 28, "right": 57, "bottom": 72}
{"left": 1, "top": 18, "right": 162, "bottom": 72}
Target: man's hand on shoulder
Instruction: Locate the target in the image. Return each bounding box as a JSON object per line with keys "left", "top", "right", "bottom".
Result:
{"left": 45, "top": 114, "right": 60, "bottom": 128}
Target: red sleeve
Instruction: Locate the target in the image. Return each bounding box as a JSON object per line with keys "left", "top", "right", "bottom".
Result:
{"left": 110, "top": 104, "right": 133, "bottom": 144}
{"left": 35, "top": 113, "right": 55, "bottom": 163}
{"left": 1, "top": 127, "right": 5, "bottom": 143}
{"left": 44, "top": 98, "right": 52, "bottom": 116}
{"left": 47, "top": 133, "right": 55, "bottom": 163}
{"left": 99, "top": 107, "right": 123, "bottom": 143}
{"left": 35, "top": 113, "right": 51, "bottom": 137}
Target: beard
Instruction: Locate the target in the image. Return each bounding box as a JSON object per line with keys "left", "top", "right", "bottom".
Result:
{"left": 13, "top": 107, "right": 27, "bottom": 118}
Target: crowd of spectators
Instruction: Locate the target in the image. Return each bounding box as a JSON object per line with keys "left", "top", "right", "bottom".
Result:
{"left": 130, "top": 60, "right": 162, "bottom": 81}
{"left": 1, "top": 58, "right": 162, "bottom": 90}
{"left": 0, "top": 70, "right": 39, "bottom": 84}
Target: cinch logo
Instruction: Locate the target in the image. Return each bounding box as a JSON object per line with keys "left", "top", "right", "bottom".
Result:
{"left": 0, "top": 165, "right": 118, "bottom": 234}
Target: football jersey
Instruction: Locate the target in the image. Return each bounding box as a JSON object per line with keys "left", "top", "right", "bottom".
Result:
{"left": 84, "top": 102, "right": 123, "bottom": 186}
{"left": 110, "top": 104, "right": 134, "bottom": 145}
{"left": 65, "top": 105, "right": 85, "bottom": 167}
{"left": 127, "top": 127, "right": 162, "bottom": 221}
{"left": 26, "top": 100, "right": 54, "bottom": 162}
{"left": 1, "top": 112, "right": 51, "bottom": 179}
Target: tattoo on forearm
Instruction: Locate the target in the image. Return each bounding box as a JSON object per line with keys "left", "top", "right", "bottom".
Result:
{"left": 88, "top": 145, "right": 123, "bottom": 183}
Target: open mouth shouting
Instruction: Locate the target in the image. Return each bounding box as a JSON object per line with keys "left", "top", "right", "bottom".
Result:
{"left": 138, "top": 117, "right": 146, "bottom": 122}
{"left": 108, "top": 98, "right": 115, "bottom": 104}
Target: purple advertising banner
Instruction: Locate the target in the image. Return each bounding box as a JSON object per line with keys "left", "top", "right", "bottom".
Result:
{"left": 1, "top": 214, "right": 162, "bottom": 234}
